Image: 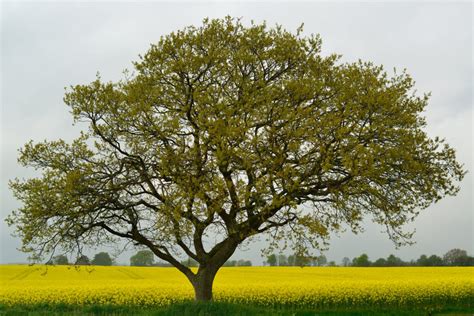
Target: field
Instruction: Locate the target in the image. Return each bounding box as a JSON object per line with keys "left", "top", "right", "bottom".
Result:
{"left": 0, "top": 265, "right": 473, "bottom": 314}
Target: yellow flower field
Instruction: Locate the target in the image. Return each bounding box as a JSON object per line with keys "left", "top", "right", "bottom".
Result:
{"left": 0, "top": 265, "right": 472, "bottom": 309}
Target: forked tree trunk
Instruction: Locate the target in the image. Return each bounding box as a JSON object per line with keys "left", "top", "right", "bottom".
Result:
{"left": 191, "top": 266, "right": 218, "bottom": 301}
{"left": 186, "top": 238, "right": 239, "bottom": 301}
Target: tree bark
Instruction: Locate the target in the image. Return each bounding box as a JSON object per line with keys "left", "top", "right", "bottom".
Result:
{"left": 191, "top": 266, "right": 218, "bottom": 301}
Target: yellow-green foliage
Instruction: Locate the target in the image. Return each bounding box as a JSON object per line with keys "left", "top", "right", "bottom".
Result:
{"left": 1, "top": 265, "right": 472, "bottom": 308}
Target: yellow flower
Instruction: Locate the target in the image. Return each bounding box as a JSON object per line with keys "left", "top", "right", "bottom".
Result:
{"left": 1, "top": 265, "right": 472, "bottom": 308}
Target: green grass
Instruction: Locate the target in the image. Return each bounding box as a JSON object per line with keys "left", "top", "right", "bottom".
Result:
{"left": 0, "top": 302, "right": 472, "bottom": 316}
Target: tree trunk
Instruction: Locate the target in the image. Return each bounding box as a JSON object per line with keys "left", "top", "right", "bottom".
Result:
{"left": 188, "top": 237, "right": 239, "bottom": 301}
{"left": 191, "top": 266, "right": 218, "bottom": 301}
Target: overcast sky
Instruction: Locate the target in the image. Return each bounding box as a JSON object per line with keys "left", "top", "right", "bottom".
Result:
{"left": 1, "top": 1, "right": 472, "bottom": 265}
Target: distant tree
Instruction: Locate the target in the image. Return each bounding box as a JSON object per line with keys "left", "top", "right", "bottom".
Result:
{"left": 278, "top": 254, "right": 288, "bottom": 266}
{"left": 294, "top": 254, "right": 311, "bottom": 267}
{"left": 223, "top": 259, "right": 252, "bottom": 266}
{"left": 443, "top": 249, "right": 469, "bottom": 266}
{"left": 416, "top": 254, "right": 429, "bottom": 266}
{"left": 426, "top": 254, "right": 444, "bottom": 266}
{"left": 53, "top": 254, "right": 69, "bottom": 265}
{"left": 226, "top": 260, "right": 237, "bottom": 266}
{"left": 130, "top": 250, "right": 155, "bottom": 266}
{"left": 75, "top": 255, "right": 90, "bottom": 265}
{"left": 459, "top": 256, "right": 474, "bottom": 267}
{"left": 316, "top": 255, "right": 327, "bottom": 267}
{"left": 352, "top": 254, "right": 371, "bottom": 267}
{"left": 327, "top": 261, "right": 336, "bottom": 267}
{"left": 341, "top": 257, "right": 351, "bottom": 267}
{"left": 237, "top": 259, "right": 252, "bottom": 266}
{"left": 266, "top": 254, "right": 277, "bottom": 266}
{"left": 288, "top": 255, "right": 295, "bottom": 266}
{"left": 223, "top": 260, "right": 237, "bottom": 267}
{"left": 386, "top": 254, "right": 404, "bottom": 267}
{"left": 181, "top": 257, "right": 199, "bottom": 267}
{"left": 373, "top": 258, "right": 387, "bottom": 267}
{"left": 91, "top": 252, "right": 113, "bottom": 266}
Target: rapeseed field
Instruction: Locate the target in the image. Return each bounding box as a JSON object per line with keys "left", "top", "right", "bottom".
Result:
{"left": 0, "top": 265, "right": 472, "bottom": 310}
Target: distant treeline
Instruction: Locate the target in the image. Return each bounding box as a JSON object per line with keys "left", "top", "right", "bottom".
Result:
{"left": 177, "top": 257, "right": 252, "bottom": 267}
{"left": 45, "top": 248, "right": 473, "bottom": 267}
{"left": 46, "top": 252, "right": 114, "bottom": 266}
{"left": 45, "top": 250, "right": 254, "bottom": 267}
{"left": 131, "top": 251, "right": 253, "bottom": 267}
{"left": 265, "top": 248, "right": 474, "bottom": 267}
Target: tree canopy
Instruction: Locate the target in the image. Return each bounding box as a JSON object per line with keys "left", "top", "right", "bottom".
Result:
{"left": 7, "top": 17, "right": 465, "bottom": 300}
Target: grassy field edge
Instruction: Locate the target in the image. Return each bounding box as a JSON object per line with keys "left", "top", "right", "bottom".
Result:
{"left": 1, "top": 302, "right": 473, "bottom": 316}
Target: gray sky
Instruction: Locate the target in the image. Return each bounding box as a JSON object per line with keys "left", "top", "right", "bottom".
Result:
{"left": 1, "top": 1, "right": 472, "bottom": 265}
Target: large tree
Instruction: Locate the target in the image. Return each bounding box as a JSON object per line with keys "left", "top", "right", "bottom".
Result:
{"left": 7, "top": 17, "right": 465, "bottom": 301}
